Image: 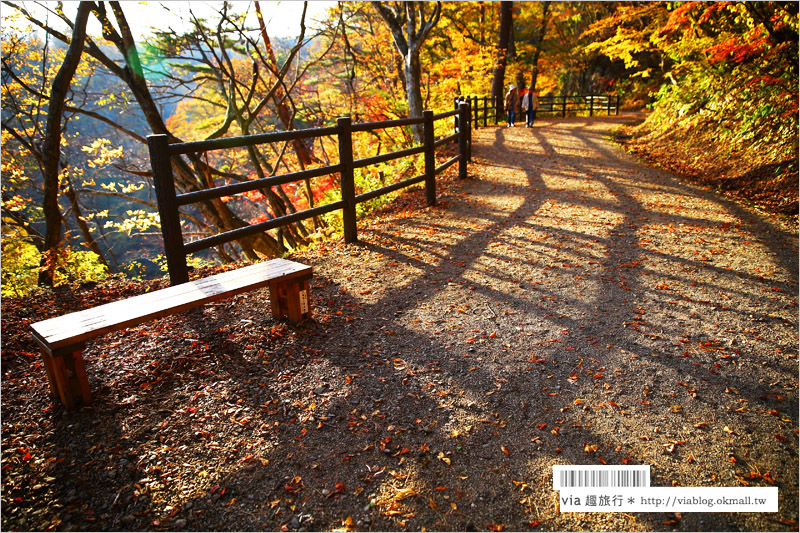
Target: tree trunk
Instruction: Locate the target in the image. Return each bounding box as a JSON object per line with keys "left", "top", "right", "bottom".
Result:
{"left": 371, "top": 1, "right": 441, "bottom": 143}
{"left": 491, "top": 1, "right": 513, "bottom": 118}
{"left": 64, "top": 175, "right": 110, "bottom": 270}
{"left": 479, "top": 2, "right": 486, "bottom": 45}
{"left": 529, "top": 1, "right": 551, "bottom": 90}
{"left": 38, "top": 2, "right": 92, "bottom": 286}
{"left": 406, "top": 50, "right": 425, "bottom": 138}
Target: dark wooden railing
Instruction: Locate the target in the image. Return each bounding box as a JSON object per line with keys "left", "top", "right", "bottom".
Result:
{"left": 534, "top": 94, "right": 619, "bottom": 118}
{"left": 456, "top": 96, "right": 497, "bottom": 129}
{"left": 148, "top": 104, "right": 472, "bottom": 285}
{"left": 456, "top": 93, "right": 619, "bottom": 124}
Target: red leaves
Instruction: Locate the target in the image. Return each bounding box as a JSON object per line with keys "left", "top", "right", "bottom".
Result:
{"left": 284, "top": 476, "right": 304, "bottom": 495}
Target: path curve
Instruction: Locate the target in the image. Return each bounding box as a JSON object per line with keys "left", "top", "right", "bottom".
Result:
{"left": 311, "top": 114, "right": 799, "bottom": 530}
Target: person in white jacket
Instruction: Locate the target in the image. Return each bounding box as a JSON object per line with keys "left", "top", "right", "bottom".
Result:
{"left": 521, "top": 86, "right": 539, "bottom": 127}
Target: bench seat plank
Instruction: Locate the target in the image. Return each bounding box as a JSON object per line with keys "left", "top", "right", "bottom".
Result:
{"left": 31, "top": 258, "right": 311, "bottom": 352}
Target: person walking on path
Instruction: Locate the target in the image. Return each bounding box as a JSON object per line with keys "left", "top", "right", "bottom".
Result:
{"left": 521, "top": 86, "right": 539, "bottom": 127}
{"left": 504, "top": 85, "right": 520, "bottom": 127}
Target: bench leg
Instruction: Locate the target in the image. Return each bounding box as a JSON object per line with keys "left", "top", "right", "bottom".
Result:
{"left": 269, "top": 278, "right": 311, "bottom": 323}
{"left": 40, "top": 348, "right": 92, "bottom": 410}
{"left": 269, "top": 281, "right": 285, "bottom": 320}
{"left": 40, "top": 349, "right": 60, "bottom": 399}
{"left": 70, "top": 350, "right": 93, "bottom": 406}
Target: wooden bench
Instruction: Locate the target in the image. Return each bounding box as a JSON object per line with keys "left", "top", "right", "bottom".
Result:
{"left": 30, "top": 258, "right": 312, "bottom": 410}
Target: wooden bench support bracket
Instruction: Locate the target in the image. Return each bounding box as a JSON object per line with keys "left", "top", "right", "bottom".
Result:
{"left": 269, "top": 277, "right": 312, "bottom": 323}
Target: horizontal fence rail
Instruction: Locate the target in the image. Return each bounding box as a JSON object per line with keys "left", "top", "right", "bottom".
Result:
{"left": 148, "top": 104, "right": 472, "bottom": 285}
{"left": 534, "top": 94, "right": 619, "bottom": 118}
{"left": 455, "top": 93, "right": 619, "bottom": 124}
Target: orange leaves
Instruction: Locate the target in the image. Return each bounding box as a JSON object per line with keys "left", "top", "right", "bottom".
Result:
{"left": 739, "top": 471, "right": 778, "bottom": 486}
{"left": 333, "top": 516, "right": 358, "bottom": 532}
{"left": 393, "top": 487, "right": 418, "bottom": 501}
{"left": 512, "top": 479, "right": 529, "bottom": 491}
{"left": 284, "top": 476, "right": 304, "bottom": 495}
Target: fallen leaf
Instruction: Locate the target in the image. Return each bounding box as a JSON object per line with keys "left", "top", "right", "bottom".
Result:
{"left": 394, "top": 487, "right": 418, "bottom": 501}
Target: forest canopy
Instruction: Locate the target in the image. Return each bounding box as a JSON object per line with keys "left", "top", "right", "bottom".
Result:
{"left": 2, "top": 1, "right": 797, "bottom": 296}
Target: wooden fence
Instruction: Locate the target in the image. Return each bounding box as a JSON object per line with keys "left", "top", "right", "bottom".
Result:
{"left": 534, "top": 94, "right": 619, "bottom": 118}
{"left": 148, "top": 104, "right": 472, "bottom": 285}
{"left": 456, "top": 95, "right": 497, "bottom": 129}
{"left": 456, "top": 93, "right": 619, "bottom": 124}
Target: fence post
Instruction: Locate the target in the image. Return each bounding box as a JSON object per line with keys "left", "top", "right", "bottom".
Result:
{"left": 337, "top": 117, "right": 357, "bottom": 243}
{"left": 454, "top": 97, "right": 461, "bottom": 135}
{"left": 148, "top": 134, "right": 188, "bottom": 285}
{"left": 470, "top": 96, "right": 476, "bottom": 129}
{"left": 423, "top": 110, "right": 436, "bottom": 207}
{"left": 483, "top": 96, "right": 488, "bottom": 128}
{"left": 562, "top": 96, "right": 567, "bottom": 117}
{"left": 467, "top": 100, "right": 473, "bottom": 162}
{"left": 589, "top": 94, "right": 594, "bottom": 117}
{"left": 458, "top": 102, "right": 469, "bottom": 180}
{"left": 606, "top": 94, "right": 612, "bottom": 116}
{"left": 615, "top": 94, "right": 620, "bottom": 116}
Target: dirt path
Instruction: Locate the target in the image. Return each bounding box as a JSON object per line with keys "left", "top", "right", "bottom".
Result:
{"left": 302, "top": 115, "right": 799, "bottom": 531}
{"left": 2, "top": 115, "right": 797, "bottom": 532}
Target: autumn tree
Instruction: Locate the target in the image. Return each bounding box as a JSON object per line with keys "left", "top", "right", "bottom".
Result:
{"left": 490, "top": 1, "right": 513, "bottom": 115}
{"left": 10, "top": 1, "right": 325, "bottom": 268}
{"left": 524, "top": 1, "right": 551, "bottom": 90}
{"left": 37, "top": 2, "right": 93, "bottom": 285}
{"left": 370, "top": 1, "right": 442, "bottom": 142}
{"left": 1, "top": 3, "right": 115, "bottom": 289}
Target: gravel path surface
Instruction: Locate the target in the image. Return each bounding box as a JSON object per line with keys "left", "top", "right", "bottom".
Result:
{"left": 3, "top": 115, "right": 797, "bottom": 532}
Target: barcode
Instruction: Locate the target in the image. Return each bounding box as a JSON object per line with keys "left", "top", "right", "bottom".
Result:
{"left": 553, "top": 465, "right": 650, "bottom": 489}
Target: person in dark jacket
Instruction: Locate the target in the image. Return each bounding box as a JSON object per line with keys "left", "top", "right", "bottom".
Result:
{"left": 504, "top": 85, "right": 520, "bottom": 127}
